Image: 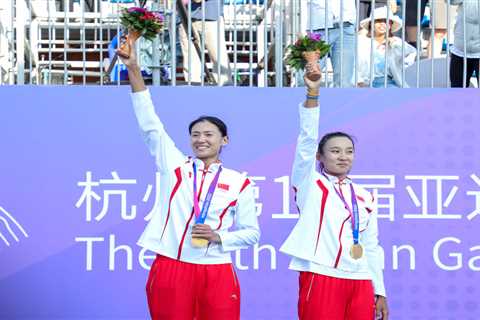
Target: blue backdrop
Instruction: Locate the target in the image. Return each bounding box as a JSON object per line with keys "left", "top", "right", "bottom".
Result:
{"left": 0, "top": 87, "right": 479, "bottom": 319}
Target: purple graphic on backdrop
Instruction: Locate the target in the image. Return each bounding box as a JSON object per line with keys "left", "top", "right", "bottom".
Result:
{"left": 0, "top": 87, "right": 479, "bottom": 320}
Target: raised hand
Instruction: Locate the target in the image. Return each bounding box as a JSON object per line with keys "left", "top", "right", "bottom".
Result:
{"left": 304, "top": 62, "right": 322, "bottom": 90}
{"left": 192, "top": 224, "right": 221, "bottom": 244}
{"left": 303, "top": 61, "right": 321, "bottom": 108}
{"left": 117, "top": 36, "right": 139, "bottom": 69}
{"left": 117, "top": 37, "right": 146, "bottom": 92}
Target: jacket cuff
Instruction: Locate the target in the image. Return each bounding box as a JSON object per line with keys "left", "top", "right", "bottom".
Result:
{"left": 217, "top": 231, "right": 237, "bottom": 252}
{"left": 130, "top": 89, "right": 152, "bottom": 110}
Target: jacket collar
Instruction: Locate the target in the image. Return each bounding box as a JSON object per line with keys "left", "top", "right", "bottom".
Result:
{"left": 191, "top": 157, "right": 222, "bottom": 173}
{"left": 322, "top": 170, "right": 352, "bottom": 185}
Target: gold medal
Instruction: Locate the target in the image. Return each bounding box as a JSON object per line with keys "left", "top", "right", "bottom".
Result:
{"left": 191, "top": 237, "right": 209, "bottom": 248}
{"left": 350, "top": 244, "right": 363, "bottom": 260}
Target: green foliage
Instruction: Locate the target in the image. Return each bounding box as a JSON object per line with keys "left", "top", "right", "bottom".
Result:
{"left": 119, "top": 8, "right": 163, "bottom": 41}
{"left": 285, "top": 35, "right": 331, "bottom": 71}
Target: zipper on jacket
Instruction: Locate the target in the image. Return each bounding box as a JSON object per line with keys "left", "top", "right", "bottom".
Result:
{"left": 196, "top": 166, "right": 208, "bottom": 201}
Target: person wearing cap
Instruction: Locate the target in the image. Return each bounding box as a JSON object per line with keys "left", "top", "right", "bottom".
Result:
{"left": 357, "top": 6, "right": 416, "bottom": 87}
{"left": 280, "top": 64, "right": 389, "bottom": 319}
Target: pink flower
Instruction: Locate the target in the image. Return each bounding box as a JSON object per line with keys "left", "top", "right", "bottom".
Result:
{"left": 139, "top": 11, "right": 159, "bottom": 21}
{"left": 153, "top": 12, "right": 164, "bottom": 22}
{"left": 143, "top": 12, "right": 153, "bottom": 19}
{"left": 128, "top": 7, "right": 146, "bottom": 14}
{"left": 307, "top": 32, "right": 322, "bottom": 42}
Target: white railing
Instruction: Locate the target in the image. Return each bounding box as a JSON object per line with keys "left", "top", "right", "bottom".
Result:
{"left": 0, "top": 0, "right": 478, "bottom": 88}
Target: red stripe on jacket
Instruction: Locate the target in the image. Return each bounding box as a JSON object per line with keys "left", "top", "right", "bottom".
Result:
{"left": 314, "top": 179, "right": 329, "bottom": 254}
{"left": 160, "top": 167, "right": 182, "bottom": 240}
{"left": 240, "top": 178, "right": 250, "bottom": 193}
{"left": 176, "top": 169, "right": 208, "bottom": 260}
{"left": 177, "top": 207, "right": 195, "bottom": 260}
{"left": 356, "top": 195, "right": 373, "bottom": 213}
{"left": 334, "top": 215, "right": 351, "bottom": 268}
{"left": 216, "top": 200, "right": 238, "bottom": 230}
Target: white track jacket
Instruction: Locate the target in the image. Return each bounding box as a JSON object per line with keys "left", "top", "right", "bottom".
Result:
{"left": 280, "top": 104, "right": 386, "bottom": 297}
{"left": 132, "top": 90, "right": 260, "bottom": 264}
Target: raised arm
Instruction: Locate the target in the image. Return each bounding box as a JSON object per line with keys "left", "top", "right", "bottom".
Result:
{"left": 118, "top": 36, "right": 146, "bottom": 93}
{"left": 118, "top": 39, "right": 186, "bottom": 173}
{"left": 291, "top": 70, "right": 322, "bottom": 189}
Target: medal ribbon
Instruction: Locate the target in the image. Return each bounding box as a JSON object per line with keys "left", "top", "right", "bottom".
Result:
{"left": 192, "top": 162, "right": 222, "bottom": 224}
{"left": 322, "top": 172, "right": 360, "bottom": 245}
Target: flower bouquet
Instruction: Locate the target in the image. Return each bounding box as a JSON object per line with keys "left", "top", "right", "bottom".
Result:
{"left": 286, "top": 33, "right": 331, "bottom": 81}
{"left": 117, "top": 7, "right": 164, "bottom": 59}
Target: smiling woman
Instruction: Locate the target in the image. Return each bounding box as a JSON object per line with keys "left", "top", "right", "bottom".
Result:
{"left": 316, "top": 132, "right": 356, "bottom": 179}
{"left": 189, "top": 115, "right": 229, "bottom": 166}
{"left": 357, "top": 6, "right": 416, "bottom": 88}
{"left": 280, "top": 61, "right": 389, "bottom": 320}
{"left": 117, "top": 37, "right": 260, "bottom": 320}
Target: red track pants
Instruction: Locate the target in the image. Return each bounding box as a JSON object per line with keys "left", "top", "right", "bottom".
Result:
{"left": 298, "top": 272, "right": 375, "bottom": 320}
{"left": 146, "top": 255, "right": 240, "bottom": 320}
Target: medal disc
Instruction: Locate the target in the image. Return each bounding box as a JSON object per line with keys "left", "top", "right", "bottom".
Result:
{"left": 350, "top": 244, "right": 363, "bottom": 260}
{"left": 191, "top": 237, "right": 209, "bottom": 248}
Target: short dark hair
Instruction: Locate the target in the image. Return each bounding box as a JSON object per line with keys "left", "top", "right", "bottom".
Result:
{"left": 188, "top": 116, "right": 228, "bottom": 137}
{"left": 317, "top": 132, "right": 356, "bottom": 155}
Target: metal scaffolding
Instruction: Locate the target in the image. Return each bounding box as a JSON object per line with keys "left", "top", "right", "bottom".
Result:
{"left": 0, "top": 0, "right": 477, "bottom": 88}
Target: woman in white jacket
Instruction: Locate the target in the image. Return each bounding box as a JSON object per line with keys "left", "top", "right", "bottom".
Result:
{"left": 281, "top": 64, "right": 388, "bottom": 319}
{"left": 117, "top": 37, "right": 260, "bottom": 320}
{"left": 357, "top": 6, "right": 416, "bottom": 87}
{"left": 449, "top": 0, "right": 479, "bottom": 87}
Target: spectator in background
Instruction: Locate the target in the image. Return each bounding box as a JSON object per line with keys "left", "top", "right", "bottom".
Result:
{"left": 357, "top": 6, "right": 416, "bottom": 87}
{"left": 428, "top": 0, "right": 457, "bottom": 58}
{"left": 449, "top": 0, "right": 479, "bottom": 87}
{"left": 300, "top": 0, "right": 357, "bottom": 87}
{"left": 178, "top": 0, "right": 232, "bottom": 85}
{"left": 405, "top": 0, "right": 428, "bottom": 48}
{"left": 359, "top": 0, "right": 398, "bottom": 20}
